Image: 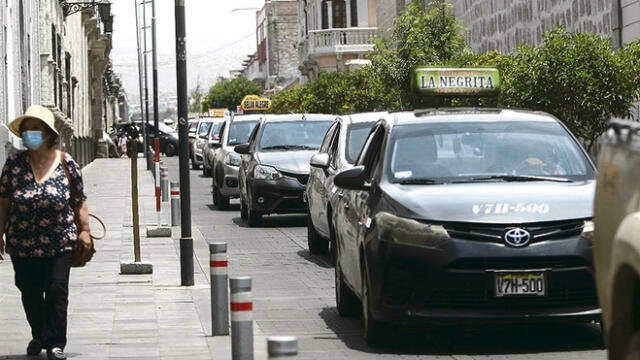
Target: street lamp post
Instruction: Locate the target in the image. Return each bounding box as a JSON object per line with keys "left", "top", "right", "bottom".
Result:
{"left": 175, "top": 0, "right": 194, "bottom": 286}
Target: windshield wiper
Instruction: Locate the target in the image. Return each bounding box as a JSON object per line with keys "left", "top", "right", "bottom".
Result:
{"left": 397, "top": 178, "right": 443, "bottom": 185}
{"left": 461, "top": 175, "right": 572, "bottom": 183}
{"left": 261, "top": 145, "right": 317, "bottom": 150}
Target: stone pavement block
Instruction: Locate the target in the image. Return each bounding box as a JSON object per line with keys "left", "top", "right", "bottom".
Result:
{"left": 120, "top": 260, "right": 153, "bottom": 274}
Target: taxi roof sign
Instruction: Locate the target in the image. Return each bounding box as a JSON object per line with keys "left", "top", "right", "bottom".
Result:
{"left": 241, "top": 95, "right": 272, "bottom": 112}
{"left": 413, "top": 67, "right": 500, "bottom": 96}
{"left": 208, "top": 108, "right": 228, "bottom": 117}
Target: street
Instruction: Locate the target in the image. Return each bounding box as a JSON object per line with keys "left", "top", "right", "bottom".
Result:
{"left": 163, "top": 156, "right": 606, "bottom": 359}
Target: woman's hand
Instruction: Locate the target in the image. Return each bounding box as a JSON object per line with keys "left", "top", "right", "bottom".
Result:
{"left": 77, "top": 230, "right": 94, "bottom": 261}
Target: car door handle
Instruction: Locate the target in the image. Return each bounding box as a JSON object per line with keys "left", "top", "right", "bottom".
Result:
{"left": 343, "top": 203, "right": 349, "bottom": 209}
{"left": 337, "top": 192, "right": 344, "bottom": 199}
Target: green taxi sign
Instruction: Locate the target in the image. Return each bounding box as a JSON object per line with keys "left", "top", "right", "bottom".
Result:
{"left": 413, "top": 67, "right": 501, "bottom": 96}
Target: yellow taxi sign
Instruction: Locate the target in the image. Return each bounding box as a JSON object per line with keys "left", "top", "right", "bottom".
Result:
{"left": 241, "top": 95, "right": 272, "bottom": 112}
{"left": 413, "top": 67, "right": 501, "bottom": 96}
{"left": 208, "top": 108, "right": 228, "bottom": 117}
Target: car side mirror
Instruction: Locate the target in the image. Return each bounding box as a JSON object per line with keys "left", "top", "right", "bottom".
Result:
{"left": 310, "top": 153, "right": 330, "bottom": 169}
{"left": 234, "top": 143, "right": 251, "bottom": 155}
{"left": 209, "top": 140, "right": 222, "bottom": 149}
{"left": 334, "top": 166, "right": 369, "bottom": 191}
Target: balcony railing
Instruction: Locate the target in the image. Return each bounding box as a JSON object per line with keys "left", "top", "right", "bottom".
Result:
{"left": 307, "top": 27, "right": 378, "bottom": 56}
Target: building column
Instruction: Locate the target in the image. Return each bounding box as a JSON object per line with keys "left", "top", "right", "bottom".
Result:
{"left": 327, "top": 0, "right": 333, "bottom": 28}
{"left": 345, "top": 0, "right": 352, "bottom": 27}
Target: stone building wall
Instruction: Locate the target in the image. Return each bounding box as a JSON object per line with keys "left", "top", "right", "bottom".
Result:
{"left": 450, "top": 0, "right": 612, "bottom": 54}
{"left": 266, "top": 0, "right": 300, "bottom": 91}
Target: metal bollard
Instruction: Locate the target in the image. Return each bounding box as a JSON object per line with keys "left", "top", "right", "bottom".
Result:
{"left": 160, "top": 166, "right": 169, "bottom": 202}
{"left": 267, "top": 336, "right": 297, "bottom": 358}
{"left": 210, "top": 243, "right": 229, "bottom": 336}
{"left": 170, "top": 182, "right": 180, "bottom": 226}
{"left": 230, "top": 277, "right": 253, "bottom": 360}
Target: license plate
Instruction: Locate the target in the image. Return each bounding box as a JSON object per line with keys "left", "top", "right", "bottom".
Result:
{"left": 494, "top": 270, "right": 547, "bottom": 297}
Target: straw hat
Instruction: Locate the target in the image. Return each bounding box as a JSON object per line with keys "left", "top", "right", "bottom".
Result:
{"left": 8, "top": 105, "right": 59, "bottom": 137}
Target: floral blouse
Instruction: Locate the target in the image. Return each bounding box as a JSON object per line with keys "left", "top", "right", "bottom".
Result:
{"left": 0, "top": 151, "right": 86, "bottom": 257}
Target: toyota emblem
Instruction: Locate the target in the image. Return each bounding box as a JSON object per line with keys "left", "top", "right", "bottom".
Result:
{"left": 504, "top": 228, "right": 531, "bottom": 247}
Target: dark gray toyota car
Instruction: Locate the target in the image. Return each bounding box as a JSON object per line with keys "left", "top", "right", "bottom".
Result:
{"left": 331, "top": 108, "right": 599, "bottom": 345}
{"left": 235, "top": 114, "right": 334, "bottom": 226}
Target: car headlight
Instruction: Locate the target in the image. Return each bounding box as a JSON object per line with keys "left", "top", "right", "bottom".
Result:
{"left": 224, "top": 152, "right": 241, "bottom": 167}
{"left": 581, "top": 220, "right": 594, "bottom": 241}
{"left": 374, "top": 212, "right": 450, "bottom": 247}
{"left": 254, "top": 165, "right": 282, "bottom": 180}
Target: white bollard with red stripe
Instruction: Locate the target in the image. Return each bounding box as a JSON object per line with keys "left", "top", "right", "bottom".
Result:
{"left": 230, "top": 276, "right": 253, "bottom": 360}
{"left": 210, "top": 242, "right": 229, "bottom": 336}
{"left": 170, "top": 182, "right": 180, "bottom": 226}
{"left": 160, "top": 166, "right": 169, "bottom": 202}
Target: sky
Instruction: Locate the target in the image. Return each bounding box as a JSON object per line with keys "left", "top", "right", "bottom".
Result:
{"left": 110, "top": 0, "right": 265, "bottom": 106}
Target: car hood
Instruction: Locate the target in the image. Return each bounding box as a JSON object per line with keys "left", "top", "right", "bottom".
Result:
{"left": 255, "top": 150, "right": 317, "bottom": 173}
{"left": 381, "top": 180, "right": 595, "bottom": 223}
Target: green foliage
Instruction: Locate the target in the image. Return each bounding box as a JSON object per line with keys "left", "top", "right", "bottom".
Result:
{"left": 499, "top": 29, "right": 640, "bottom": 149}
{"left": 372, "top": 1, "right": 468, "bottom": 108}
{"left": 202, "top": 77, "right": 263, "bottom": 111}
{"left": 271, "top": 67, "right": 400, "bottom": 115}
{"left": 188, "top": 82, "right": 205, "bottom": 113}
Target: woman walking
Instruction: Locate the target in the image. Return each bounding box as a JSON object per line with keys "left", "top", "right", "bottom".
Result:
{"left": 0, "top": 105, "right": 91, "bottom": 360}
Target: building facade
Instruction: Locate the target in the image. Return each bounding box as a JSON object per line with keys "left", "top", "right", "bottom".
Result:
{"left": 241, "top": 0, "right": 300, "bottom": 93}
{"left": 0, "top": 0, "right": 125, "bottom": 166}
{"left": 297, "top": 0, "right": 379, "bottom": 83}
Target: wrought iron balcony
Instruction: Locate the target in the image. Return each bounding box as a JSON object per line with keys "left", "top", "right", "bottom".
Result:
{"left": 306, "top": 27, "right": 378, "bottom": 56}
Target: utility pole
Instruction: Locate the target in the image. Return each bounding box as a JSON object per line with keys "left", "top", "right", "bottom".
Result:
{"left": 151, "top": 0, "right": 159, "bottom": 144}
{"left": 142, "top": 0, "right": 152, "bottom": 170}
{"left": 175, "top": 0, "right": 194, "bottom": 286}
{"left": 134, "top": 0, "right": 144, "bottom": 127}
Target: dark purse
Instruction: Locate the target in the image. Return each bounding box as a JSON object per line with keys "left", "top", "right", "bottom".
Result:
{"left": 61, "top": 153, "right": 104, "bottom": 267}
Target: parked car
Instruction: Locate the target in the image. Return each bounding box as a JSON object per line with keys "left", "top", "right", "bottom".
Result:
{"left": 306, "top": 112, "right": 383, "bottom": 258}
{"left": 145, "top": 122, "right": 179, "bottom": 156}
{"left": 208, "top": 114, "right": 261, "bottom": 209}
{"left": 202, "top": 120, "right": 225, "bottom": 177}
{"left": 235, "top": 114, "right": 334, "bottom": 226}
{"left": 188, "top": 119, "right": 199, "bottom": 161}
{"left": 331, "top": 108, "right": 598, "bottom": 345}
{"left": 193, "top": 117, "right": 224, "bottom": 169}
{"left": 593, "top": 119, "right": 640, "bottom": 360}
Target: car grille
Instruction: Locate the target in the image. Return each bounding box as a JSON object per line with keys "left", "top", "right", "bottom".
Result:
{"left": 448, "top": 256, "right": 591, "bottom": 270}
{"left": 281, "top": 171, "right": 309, "bottom": 185}
{"left": 424, "top": 287, "right": 598, "bottom": 310}
{"left": 442, "top": 219, "right": 586, "bottom": 245}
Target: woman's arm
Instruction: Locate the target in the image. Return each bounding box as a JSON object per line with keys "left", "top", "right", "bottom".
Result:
{"left": 0, "top": 197, "right": 10, "bottom": 255}
{"left": 74, "top": 200, "right": 91, "bottom": 247}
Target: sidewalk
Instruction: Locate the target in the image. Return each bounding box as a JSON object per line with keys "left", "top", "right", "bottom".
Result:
{"left": 0, "top": 157, "right": 212, "bottom": 360}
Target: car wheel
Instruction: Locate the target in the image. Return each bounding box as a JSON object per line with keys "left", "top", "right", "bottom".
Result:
{"left": 203, "top": 163, "right": 210, "bottom": 177}
{"left": 247, "top": 206, "right": 262, "bottom": 227}
{"left": 192, "top": 161, "right": 200, "bottom": 170}
{"left": 307, "top": 211, "right": 328, "bottom": 254}
{"left": 165, "top": 142, "right": 177, "bottom": 157}
{"left": 362, "top": 258, "right": 389, "bottom": 347}
{"left": 335, "top": 240, "right": 359, "bottom": 317}
{"left": 213, "top": 182, "right": 230, "bottom": 210}
{"left": 329, "top": 218, "right": 337, "bottom": 265}
{"left": 240, "top": 196, "right": 248, "bottom": 220}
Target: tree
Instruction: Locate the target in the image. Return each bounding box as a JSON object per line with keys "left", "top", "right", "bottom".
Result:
{"left": 500, "top": 29, "right": 640, "bottom": 150}
{"left": 202, "top": 77, "right": 263, "bottom": 111}
{"left": 372, "top": 1, "right": 468, "bottom": 109}
{"left": 188, "top": 82, "right": 205, "bottom": 113}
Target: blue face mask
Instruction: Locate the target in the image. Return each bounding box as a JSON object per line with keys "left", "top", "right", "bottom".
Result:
{"left": 22, "top": 130, "right": 44, "bottom": 150}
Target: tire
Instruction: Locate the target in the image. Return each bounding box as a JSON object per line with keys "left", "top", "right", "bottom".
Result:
{"left": 164, "top": 142, "right": 177, "bottom": 157}
{"left": 192, "top": 161, "right": 200, "bottom": 170}
{"left": 240, "top": 196, "right": 248, "bottom": 220}
{"left": 362, "top": 259, "right": 389, "bottom": 347}
{"left": 247, "top": 205, "right": 262, "bottom": 227}
{"left": 335, "top": 239, "right": 359, "bottom": 316}
{"left": 213, "top": 182, "right": 230, "bottom": 210}
{"left": 307, "top": 211, "right": 329, "bottom": 254}
{"left": 329, "top": 217, "right": 337, "bottom": 265}
{"left": 624, "top": 331, "right": 640, "bottom": 360}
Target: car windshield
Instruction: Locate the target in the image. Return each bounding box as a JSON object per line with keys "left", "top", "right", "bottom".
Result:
{"left": 388, "top": 120, "right": 594, "bottom": 183}
{"left": 228, "top": 121, "right": 258, "bottom": 146}
{"left": 345, "top": 122, "right": 375, "bottom": 164}
{"left": 259, "top": 121, "right": 332, "bottom": 151}
{"left": 198, "top": 122, "right": 212, "bottom": 136}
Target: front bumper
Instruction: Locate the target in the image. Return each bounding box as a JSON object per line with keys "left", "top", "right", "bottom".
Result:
{"left": 219, "top": 163, "right": 240, "bottom": 197}
{"left": 247, "top": 176, "right": 307, "bottom": 215}
{"left": 364, "top": 235, "right": 600, "bottom": 326}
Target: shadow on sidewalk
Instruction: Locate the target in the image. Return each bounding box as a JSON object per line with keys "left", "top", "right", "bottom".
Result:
{"left": 296, "top": 249, "right": 332, "bottom": 269}
{"left": 231, "top": 214, "right": 306, "bottom": 228}
{"left": 317, "top": 307, "right": 604, "bottom": 355}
